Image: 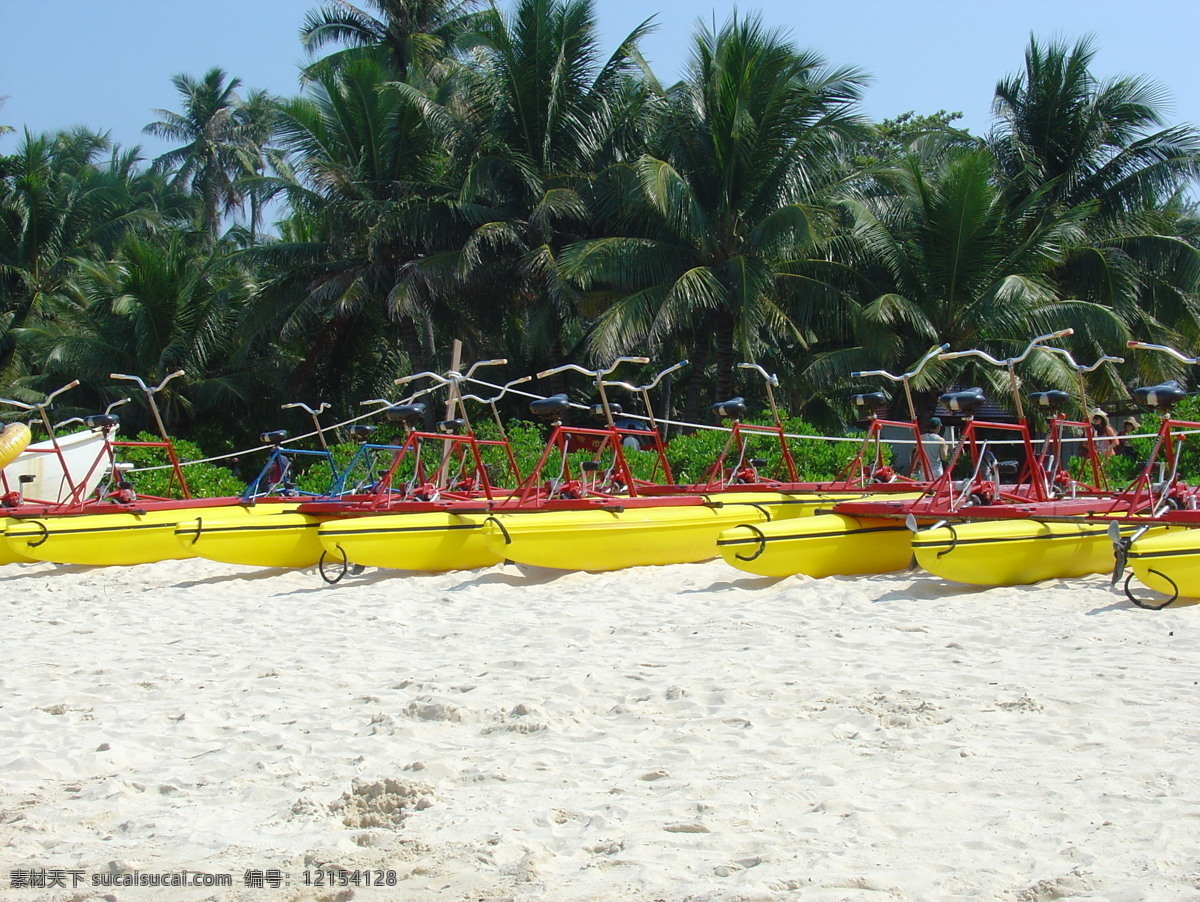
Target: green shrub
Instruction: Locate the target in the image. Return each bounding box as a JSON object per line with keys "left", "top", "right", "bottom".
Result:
{"left": 118, "top": 432, "right": 244, "bottom": 499}
{"left": 665, "top": 415, "right": 860, "bottom": 484}
{"left": 493, "top": 419, "right": 668, "bottom": 486}
{"left": 488, "top": 420, "right": 546, "bottom": 482}
{"left": 289, "top": 442, "right": 358, "bottom": 495}
{"left": 786, "top": 416, "right": 870, "bottom": 481}
{"left": 1163, "top": 396, "right": 1200, "bottom": 481}
{"left": 663, "top": 426, "right": 728, "bottom": 484}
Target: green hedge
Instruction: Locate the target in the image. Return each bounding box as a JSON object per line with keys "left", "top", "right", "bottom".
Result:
{"left": 119, "top": 432, "right": 244, "bottom": 499}
{"left": 122, "top": 414, "right": 873, "bottom": 499}
{"left": 663, "top": 416, "right": 856, "bottom": 483}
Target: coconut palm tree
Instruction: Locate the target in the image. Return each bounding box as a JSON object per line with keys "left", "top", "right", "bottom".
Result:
{"left": 145, "top": 68, "right": 251, "bottom": 242}
{"left": 387, "top": 0, "right": 657, "bottom": 379}
{"left": 228, "top": 89, "right": 287, "bottom": 246}
{"left": 300, "top": 0, "right": 483, "bottom": 81}
{"left": 990, "top": 36, "right": 1200, "bottom": 223}
{"left": 16, "top": 231, "right": 277, "bottom": 433}
{"left": 561, "top": 13, "right": 868, "bottom": 410}
{"left": 987, "top": 35, "right": 1200, "bottom": 365}
{"left": 806, "top": 143, "right": 1130, "bottom": 414}
{"left": 0, "top": 129, "right": 160, "bottom": 377}
{"left": 242, "top": 55, "right": 449, "bottom": 406}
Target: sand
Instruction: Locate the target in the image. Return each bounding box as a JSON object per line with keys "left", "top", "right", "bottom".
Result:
{"left": 2, "top": 557, "right": 1199, "bottom": 901}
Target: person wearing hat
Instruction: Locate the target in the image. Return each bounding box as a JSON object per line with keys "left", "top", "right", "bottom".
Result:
{"left": 1091, "top": 409, "right": 1117, "bottom": 457}
{"left": 918, "top": 416, "right": 950, "bottom": 479}
{"left": 612, "top": 414, "right": 645, "bottom": 450}
{"left": 1116, "top": 416, "right": 1140, "bottom": 460}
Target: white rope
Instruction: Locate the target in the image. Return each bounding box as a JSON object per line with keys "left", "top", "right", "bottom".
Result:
{"left": 129, "top": 420, "right": 1187, "bottom": 474}
{"left": 124, "top": 386, "right": 445, "bottom": 474}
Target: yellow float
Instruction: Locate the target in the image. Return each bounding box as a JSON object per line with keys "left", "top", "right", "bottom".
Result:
{"left": 1124, "top": 529, "right": 1200, "bottom": 601}
{"left": 0, "top": 516, "right": 41, "bottom": 565}
{"left": 313, "top": 492, "right": 852, "bottom": 575}
{"left": 0, "top": 423, "right": 31, "bottom": 470}
{"left": 175, "top": 509, "right": 335, "bottom": 569}
{"left": 478, "top": 492, "right": 834, "bottom": 573}
{"left": 482, "top": 504, "right": 765, "bottom": 572}
{"left": 911, "top": 518, "right": 1167, "bottom": 587}
{"left": 317, "top": 510, "right": 495, "bottom": 572}
{"left": 4, "top": 502, "right": 295, "bottom": 567}
{"left": 718, "top": 513, "right": 914, "bottom": 578}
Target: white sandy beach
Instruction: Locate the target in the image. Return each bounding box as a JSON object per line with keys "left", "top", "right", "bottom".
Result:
{"left": 2, "top": 557, "right": 1199, "bottom": 901}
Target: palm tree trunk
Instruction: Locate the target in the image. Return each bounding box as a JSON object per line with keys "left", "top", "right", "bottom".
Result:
{"left": 545, "top": 319, "right": 568, "bottom": 399}
{"left": 395, "top": 316, "right": 435, "bottom": 429}
{"left": 293, "top": 316, "right": 349, "bottom": 393}
{"left": 681, "top": 333, "right": 710, "bottom": 427}
{"left": 421, "top": 313, "right": 436, "bottom": 363}
{"left": 398, "top": 316, "right": 429, "bottom": 377}
{"left": 713, "top": 310, "right": 736, "bottom": 404}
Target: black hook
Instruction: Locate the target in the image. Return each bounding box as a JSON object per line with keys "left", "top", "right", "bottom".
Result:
{"left": 732, "top": 523, "right": 768, "bottom": 562}
{"left": 318, "top": 545, "right": 351, "bottom": 585}
{"left": 1123, "top": 569, "right": 1179, "bottom": 610}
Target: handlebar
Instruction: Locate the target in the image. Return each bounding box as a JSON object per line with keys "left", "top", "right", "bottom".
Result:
{"left": 106, "top": 397, "right": 132, "bottom": 415}
{"left": 1126, "top": 340, "right": 1200, "bottom": 365}
{"left": 358, "top": 383, "right": 444, "bottom": 411}
{"left": 396, "top": 358, "right": 509, "bottom": 388}
{"left": 282, "top": 401, "right": 331, "bottom": 416}
{"left": 1043, "top": 347, "right": 1124, "bottom": 373}
{"left": 602, "top": 360, "right": 688, "bottom": 393}
{"left": 282, "top": 401, "right": 333, "bottom": 452}
{"left": 939, "top": 330, "right": 1073, "bottom": 367}
{"left": 461, "top": 375, "right": 533, "bottom": 406}
{"left": 461, "top": 376, "right": 592, "bottom": 411}
{"left": 0, "top": 379, "right": 81, "bottom": 412}
{"left": 537, "top": 356, "right": 650, "bottom": 381}
{"left": 463, "top": 358, "right": 507, "bottom": 379}
{"left": 46, "top": 380, "right": 82, "bottom": 404}
{"left": 110, "top": 370, "right": 185, "bottom": 394}
{"left": 395, "top": 370, "right": 451, "bottom": 387}
{"left": 52, "top": 417, "right": 84, "bottom": 430}
{"left": 736, "top": 362, "right": 779, "bottom": 387}
{"left": 853, "top": 343, "right": 950, "bottom": 382}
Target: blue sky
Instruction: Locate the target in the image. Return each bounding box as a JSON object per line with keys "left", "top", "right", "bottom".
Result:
{"left": 4, "top": 0, "right": 1200, "bottom": 163}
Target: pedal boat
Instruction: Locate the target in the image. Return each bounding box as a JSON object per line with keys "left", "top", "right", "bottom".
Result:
{"left": 716, "top": 479, "right": 1128, "bottom": 581}
{"left": 1, "top": 426, "right": 114, "bottom": 565}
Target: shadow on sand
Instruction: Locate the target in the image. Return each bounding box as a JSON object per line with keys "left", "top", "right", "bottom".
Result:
{"left": 173, "top": 567, "right": 302, "bottom": 589}
{"left": 455, "top": 562, "right": 569, "bottom": 588}
{"left": 682, "top": 575, "right": 784, "bottom": 593}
